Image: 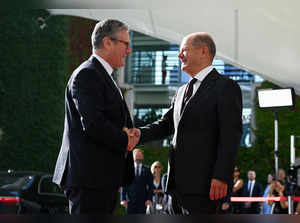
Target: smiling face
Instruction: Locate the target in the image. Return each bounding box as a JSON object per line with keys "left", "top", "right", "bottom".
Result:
{"left": 178, "top": 36, "right": 202, "bottom": 76}
{"left": 178, "top": 33, "right": 212, "bottom": 77}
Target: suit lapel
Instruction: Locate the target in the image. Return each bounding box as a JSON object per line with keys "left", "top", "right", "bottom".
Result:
{"left": 190, "top": 68, "right": 219, "bottom": 104}
{"left": 89, "top": 56, "right": 131, "bottom": 128}
{"left": 176, "top": 69, "right": 219, "bottom": 125}
{"left": 89, "top": 56, "right": 123, "bottom": 102}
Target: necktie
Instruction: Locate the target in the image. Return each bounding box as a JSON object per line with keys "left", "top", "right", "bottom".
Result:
{"left": 181, "top": 78, "right": 198, "bottom": 114}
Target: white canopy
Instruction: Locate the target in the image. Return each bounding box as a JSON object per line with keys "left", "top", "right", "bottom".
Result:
{"left": 48, "top": 1, "right": 300, "bottom": 94}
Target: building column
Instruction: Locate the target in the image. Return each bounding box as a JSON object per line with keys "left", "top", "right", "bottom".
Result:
{"left": 116, "top": 67, "right": 134, "bottom": 119}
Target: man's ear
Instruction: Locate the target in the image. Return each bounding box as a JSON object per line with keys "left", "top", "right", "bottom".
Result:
{"left": 102, "top": 36, "right": 112, "bottom": 49}
{"left": 202, "top": 45, "right": 210, "bottom": 56}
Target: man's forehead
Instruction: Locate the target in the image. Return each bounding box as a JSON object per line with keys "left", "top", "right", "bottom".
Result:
{"left": 115, "top": 30, "right": 129, "bottom": 39}
{"left": 180, "top": 36, "right": 194, "bottom": 47}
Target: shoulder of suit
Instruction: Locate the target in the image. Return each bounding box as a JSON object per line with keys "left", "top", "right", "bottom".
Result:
{"left": 143, "top": 164, "right": 150, "bottom": 169}
{"left": 70, "top": 59, "right": 106, "bottom": 82}
{"left": 213, "top": 72, "right": 241, "bottom": 91}
{"left": 142, "top": 165, "right": 152, "bottom": 172}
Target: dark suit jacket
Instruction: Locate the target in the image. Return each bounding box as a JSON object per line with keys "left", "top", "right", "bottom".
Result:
{"left": 120, "top": 164, "right": 153, "bottom": 213}
{"left": 139, "top": 69, "right": 242, "bottom": 203}
{"left": 241, "top": 181, "right": 263, "bottom": 213}
{"left": 53, "top": 55, "right": 134, "bottom": 189}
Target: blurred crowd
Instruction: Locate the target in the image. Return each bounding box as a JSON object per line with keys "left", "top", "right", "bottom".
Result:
{"left": 219, "top": 167, "right": 300, "bottom": 215}
{"left": 120, "top": 151, "right": 300, "bottom": 215}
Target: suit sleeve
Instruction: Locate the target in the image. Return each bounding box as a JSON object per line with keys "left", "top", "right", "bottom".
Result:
{"left": 258, "top": 184, "right": 263, "bottom": 197}
{"left": 213, "top": 79, "right": 242, "bottom": 184}
{"left": 146, "top": 168, "right": 154, "bottom": 201}
{"left": 71, "top": 68, "right": 128, "bottom": 151}
{"left": 161, "top": 173, "right": 168, "bottom": 192}
{"left": 139, "top": 92, "right": 177, "bottom": 143}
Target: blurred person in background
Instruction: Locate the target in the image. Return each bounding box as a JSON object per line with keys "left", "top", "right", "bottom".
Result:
{"left": 267, "top": 180, "right": 288, "bottom": 214}
{"left": 218, "top": 166, "right": 243, "bottom": 214}
{"left": 262, "top": 173, "right": 274, "bottom": 214}
{"left": 231, "top": 166, "right": 244, "bottom": 213}
{"left": 120, "top": 149, "right": 153, "bottom": 214}
{"left": 149, "top": 161, "right": 165, "bottom": 214}
{"left": 241, "top": 170, "right": 263, "bottom": 214}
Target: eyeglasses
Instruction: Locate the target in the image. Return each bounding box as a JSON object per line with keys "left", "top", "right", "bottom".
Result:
{"left": 154, "top": 166, "right": 161, "bottom": 169}
{"left": 110, "top": 37, "right": 130, "bottom": 49}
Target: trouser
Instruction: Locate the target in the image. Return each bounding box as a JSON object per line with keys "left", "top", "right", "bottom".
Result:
{"left": 64, "top": 187, "right": 118, "bottom": 214}
{"left": 170, "top": 191, "right": 219, "bottom": 215}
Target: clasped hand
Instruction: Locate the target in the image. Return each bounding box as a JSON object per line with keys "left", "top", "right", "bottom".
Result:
{"left": 123, "top": 127, "right": 140, "bottom": 151}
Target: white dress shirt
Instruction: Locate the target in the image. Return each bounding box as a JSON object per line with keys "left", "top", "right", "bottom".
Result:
{"left": 248, "top": 180, "right": 255, "bottom": 197}
{"left": 171, "top": 65, "right": 214, "bottom": 147}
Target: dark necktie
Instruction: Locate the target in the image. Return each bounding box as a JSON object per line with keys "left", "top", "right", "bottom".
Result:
{"left": 181, "top": 78, "right": 198, "bottom": 114}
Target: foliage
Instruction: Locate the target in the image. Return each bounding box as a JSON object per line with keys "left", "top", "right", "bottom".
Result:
{"left": 0, "top": 10, "right": 69, "bottom": 172}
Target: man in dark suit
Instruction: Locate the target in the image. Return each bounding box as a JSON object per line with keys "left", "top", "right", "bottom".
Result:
{"left": 52, "top": 19, "right": 137, "bottom": 214}
{"left": 241, "top": 170, "right": 263, "bottom": 214}
{"left": 120, "top": 149, "right": 153, "bottom": 214}
{"left": 125, "top": 32, "right": 242, "bottom": 214}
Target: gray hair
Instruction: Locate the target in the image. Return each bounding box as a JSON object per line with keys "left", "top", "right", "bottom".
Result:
{"left": 191, "top": 33, "right": 216, "bottom": 59}
{"left": 91, "top": 19, "right": 128, "bottom": 50}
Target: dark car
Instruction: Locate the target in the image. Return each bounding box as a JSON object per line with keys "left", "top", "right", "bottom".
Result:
{"left": 0, "top": 170, "right": 68, "bottom": 214}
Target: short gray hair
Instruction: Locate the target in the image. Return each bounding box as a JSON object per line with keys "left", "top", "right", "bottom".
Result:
{"left": 192, "top": 33, "right": 216, "bottom": 59}
{"left": 91, "top": 19, "right": 128, "bottom": 50}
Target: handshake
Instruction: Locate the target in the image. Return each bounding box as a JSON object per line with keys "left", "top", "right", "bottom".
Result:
{"left": 123, "top": 127, "right": 141, "bottom": 151}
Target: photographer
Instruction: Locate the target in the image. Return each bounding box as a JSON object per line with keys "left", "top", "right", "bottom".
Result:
{"left": 267, "top": 180, "right": 288, "bottom": 214}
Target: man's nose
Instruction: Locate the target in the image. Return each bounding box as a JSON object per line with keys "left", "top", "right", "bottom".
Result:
{"left": 127, "top": 46, "right": 132, "bottom": 54}
{"left": 178, "top": 52, "right": 183, "bottom": 59}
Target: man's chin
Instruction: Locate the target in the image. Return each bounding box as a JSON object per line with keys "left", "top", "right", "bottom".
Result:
{"left": 117, "top": 61, "right": 126, "bottom": 68}
{"left": 182, "top": 66, "right": 188, "bottom": 73}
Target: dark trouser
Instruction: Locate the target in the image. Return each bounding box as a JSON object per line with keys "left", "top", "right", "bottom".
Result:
{"left": 170, "top": 194, "right": 183, "bottom": 215}
{"left": 126, "top": 201, "right": 146, "bottom": 214}
{"left": 64, "top": 187, "right": 118, "bottom": 214}
{"left": 171, "top": 191, "right": 219, "bottom": 215}
{"left": 242, "top": 204, "right": 260, "bottom": 214}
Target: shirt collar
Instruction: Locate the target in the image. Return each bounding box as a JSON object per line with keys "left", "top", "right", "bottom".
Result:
{"left": 193, "top": 65, "right": 214, "bottom": 82}
{"left": 93, "top": 53, "right": 114, "bottom": 76}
